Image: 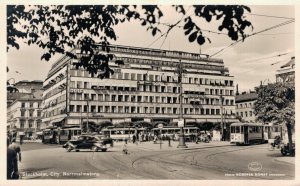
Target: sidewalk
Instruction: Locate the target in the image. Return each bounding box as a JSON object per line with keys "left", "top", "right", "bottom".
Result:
{"left": 114, "top": 140, "right": 231, "bottom": 152}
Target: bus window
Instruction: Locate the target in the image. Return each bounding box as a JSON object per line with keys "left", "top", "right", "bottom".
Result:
{"left": 236, "top": 126, "right": 240, "bottom": 133}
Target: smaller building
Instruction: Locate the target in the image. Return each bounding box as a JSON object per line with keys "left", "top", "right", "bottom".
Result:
{"left": 7, "top": 80, "right": 44, "bottom": 139}
{"left": 276, "top": 57, "right": 295, "bottom": 83}
{"left": 235, "top": 91, "right": 257, "bottom": 122}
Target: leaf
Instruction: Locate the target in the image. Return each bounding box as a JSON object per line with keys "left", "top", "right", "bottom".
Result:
{"left": 197, "top": 35, "right": 205, "bottom": 45}
{"left": 188, "top": 31, "right": 198, "bottom": 42}
{"left": 152, "top": 27, "right": 157, "bottom": 36}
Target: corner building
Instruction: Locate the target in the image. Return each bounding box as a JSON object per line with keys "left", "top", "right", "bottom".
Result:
{"left": 42, "top": 45, "right": 237, "bottom": 129}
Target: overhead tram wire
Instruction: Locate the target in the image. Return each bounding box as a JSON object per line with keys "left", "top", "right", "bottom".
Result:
{"left": 243, "top": 52, "right": 291, "bottom": 63}
{"left": 245, "top": 13, "right": 295, "bottom": 20}
{"left": 209, "top": 19, "right": 295, "bottom": 58}
{"left": 147, "top": 6, "right": 192, "bottom": 49}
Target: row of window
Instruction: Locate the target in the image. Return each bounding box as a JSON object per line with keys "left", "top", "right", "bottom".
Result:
{"left": 19, "top": 120, "right": 41, "bottom": 129}
{"left": 69, "top": 93, "right": 235, "bottom": 106}
{"left": 69, "top": 70, "right": 233, "bottom": 86}
{"left": 20, "top": 110, "right": 42, "bottom": 117}
{"left": 70, "top": 81, "right": 235, "bottom": 96}
{"left": 236, "top": 102, "right": 254, "bottom": 108}
{"left": 21, "top": 102, "right": 41, "bottom": 108}
{"left": 68, "top": 104, "right": 235, "bottom": 116}
{"left": 236, "top": 111, "right": 254, "bottom": 118}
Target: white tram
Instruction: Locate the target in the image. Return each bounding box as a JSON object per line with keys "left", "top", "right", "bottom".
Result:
{"left": 230, "top": 123, "right": 264, "bottom": 145}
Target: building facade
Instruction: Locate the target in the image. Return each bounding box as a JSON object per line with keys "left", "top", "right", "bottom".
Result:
{"left": 42, "top": 45, "right": 237, "bottom": 129}
{"left": 276, "top": 57, "right": 295, "bottom": 84}
{"left": 7, "top": 94, "right": 43, "bottom": 139}
{"left": 7, "top": 80, "right": 44, "bottom": 138}
{"left": 235, "top": 91, "right": 257, "bottom": 122}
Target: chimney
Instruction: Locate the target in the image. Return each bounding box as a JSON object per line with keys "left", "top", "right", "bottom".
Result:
{"left": 236, "top": 84, "right": 239, "bottom": 95}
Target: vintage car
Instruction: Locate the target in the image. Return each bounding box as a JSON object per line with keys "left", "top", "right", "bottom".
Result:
{"left": 62, "top": 134, "right": 113, "bottom": 152}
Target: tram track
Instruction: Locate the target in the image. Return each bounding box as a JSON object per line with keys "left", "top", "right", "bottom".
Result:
{"left": 130, "top": 145, "right": 267, "bottom": 179}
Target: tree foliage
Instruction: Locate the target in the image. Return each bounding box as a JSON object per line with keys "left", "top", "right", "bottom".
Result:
{"left": 254, "top": 82, "right": 295, "bottom": 125}
{"left": 7, "top": 5, "right": 252, "bottom": 78}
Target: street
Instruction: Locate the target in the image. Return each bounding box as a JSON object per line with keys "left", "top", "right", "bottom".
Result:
{"left": 17, "top": 141, "right": 294, "bottom": 180}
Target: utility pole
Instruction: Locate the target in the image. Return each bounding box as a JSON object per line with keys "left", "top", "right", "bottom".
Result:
{"left": 220, "top": 95, "right": 224, "bottom": 141}
{"left": 177, "top": 56, "right": 187, "bottom": 148}
{"left": 86, "top": 98, "right": 90, "bottom": 133}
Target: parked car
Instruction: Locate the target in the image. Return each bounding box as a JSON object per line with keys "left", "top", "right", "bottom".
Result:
{"left": 62, "top": 134, "right": 112, "bottom": 152}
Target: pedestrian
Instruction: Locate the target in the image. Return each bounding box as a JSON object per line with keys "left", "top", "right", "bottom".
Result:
{"left": 20, "top": 135, "right": 23, "bottom": 145}
{"left": 9, "top": 138, "right": 21, "bottom": 162}
{"left": 207, "top": 132, "right": 211, "bottom": 141}
{"left": 7, "top": 138, "right": 19, "bottom": 179}
{"left": 132, "top": 135, "right": 136, "bottom": 144}
{"left": 122, "top": 142, "right": 128, "bottom": 155}
{"left": 167, "top": 136, "right": 171, "bottom": 147}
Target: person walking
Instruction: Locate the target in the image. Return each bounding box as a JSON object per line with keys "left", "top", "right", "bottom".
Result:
{"left": 167, "top": 135, "right": 171, "bottom": 147}
{"left": 7, "top": 138, "right": 19, "bottom": 179}
{"left": 9, "top": 138, "right": 21, "bottom": 163}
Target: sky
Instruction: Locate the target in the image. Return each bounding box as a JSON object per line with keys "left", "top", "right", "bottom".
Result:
{"left": 7, "top": 5, "right": 295, "bottom": 92}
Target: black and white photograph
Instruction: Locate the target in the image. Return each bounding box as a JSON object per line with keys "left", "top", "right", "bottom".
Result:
{"left": 3, "top": 2, "right": 297, "bottom": 185}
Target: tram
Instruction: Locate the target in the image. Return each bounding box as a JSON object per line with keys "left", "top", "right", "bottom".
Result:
{"left": 230, "top": 123, "right": 265, "bottom": 145}
{"left": 101, "top": 126, "right": 149, "bottom": 141}
{"left": 42, "top": 126, "right": 82, "bottom": 144}
{"left": 151, "top": 126, "right": 200, "bottom": 141}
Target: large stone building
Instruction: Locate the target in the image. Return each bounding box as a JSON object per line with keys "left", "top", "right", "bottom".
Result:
{"left": 41, "top": 45, "right": 237, "bottom": 129}
{"left": 7, "top": 81, "right": 43, "bottom": 139}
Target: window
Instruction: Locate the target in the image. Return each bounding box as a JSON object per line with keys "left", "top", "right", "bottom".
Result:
{"left": 111, "top": 106, "right": 116, "bottom": 113}
{"left": 30, "top": 102, "right": 34, "bottom": 108}
{"left": 98, "top": 94, "right": 103, "bottom": 101}
{"left": 131, "top": 74, "right": 135, "bottom": 80}
{"left": 91, "top": 106, "right": 96, "bottom": 113}
{"left": 125, "top": 106, "right": 129, "bottom": 113}
{"left": 206, "top": 109, "right": 210, "bottom": 115}
{"left": 37, "top": 110, "right": 41, "bottom": 117}
{"left": 76, "top": 81, "right": 82, "bottom": 88}
{"left": 105, "top": 106, "right": 110, "bottom": 112}
{"left": 118, "top": 106, "right": 123, "bottom": 113}
{"left": 98, "top": 106, "right": 103, "bottom": 113}
{"left": 173, "top": 108, "right": 177, "bottom": 114}
{"left": 20, "top": 121, "right": 25, "bottom": 128}
{"left": 137, "top": 74, "right": 142, "bottom": 80}
{"left": 84, "top": 82, "right": 89, "bottom": 88}
{"left": 105, "top": 94, "right": 110, "bottom": 101}
{"left": 91, "top": 94, "right": 96, "bottom": 101}
{"left": 112, "top": 95, "right": 116, "bottom": 102}
{"left": 21, "top": 111, "right": 25, "bottom": 117}
{"left": 76, "top": 105, "right": 82, "bottom": 112}
{"left": 76, "top": 93, "right": 82, "bottom": 100}
{"left": 236, "top": 126, "right": 240, "bottom": 133}
{"left": 29, "top": 121, "right": 33, "bottom": 128}
{"left": 250, "top": 111, "right": 253, "bottom": 117}
{"left": 124, "top": 73, "right": 129, "bottom": 79}
{"left": 124, "top": 95, "right": 129, "bottom": 102}
{"left": 69, "top": 105, "right": 74, "bottom": 112}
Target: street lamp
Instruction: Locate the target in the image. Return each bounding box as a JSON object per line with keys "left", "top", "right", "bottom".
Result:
{"left": 177, "top": 57, "right": 187, "bottom": 148}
